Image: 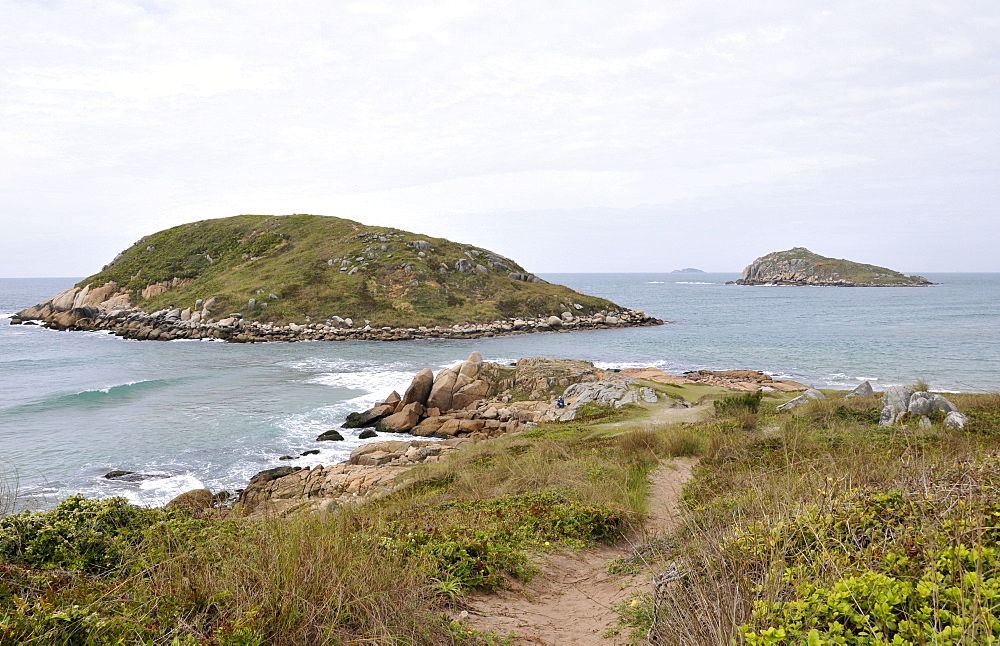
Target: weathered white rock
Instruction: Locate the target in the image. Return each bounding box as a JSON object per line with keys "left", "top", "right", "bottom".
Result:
{"left": 776, "top": 388, "right": 826, "bottom": 411}
{"left": 879, "top": 386, "right": 915, "bottom": 427}
{"left": 846, "top": 381, "right": 875, "bottom": 398}
{"left": 944, "top": 411, "right": 968, "bottom": 429}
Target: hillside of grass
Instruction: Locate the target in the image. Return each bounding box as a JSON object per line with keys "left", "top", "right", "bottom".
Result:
{"left": 738, "top": 247, "right": 931, "bottom": 286}
{"left": 2, "top": 386, "right": 998, "bottom": 643}
{"left": 75, "top": 214, "right": 621, "bottom": 327}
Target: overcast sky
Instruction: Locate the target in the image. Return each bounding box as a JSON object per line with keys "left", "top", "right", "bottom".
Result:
{"left": 2, "top": 0, "right": 998, "bottom": 276}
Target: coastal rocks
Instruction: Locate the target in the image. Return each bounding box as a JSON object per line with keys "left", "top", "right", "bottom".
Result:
{"left": 879, "top": 386, "right": 915, "bottom": 426}
{"left": 846, "top": 381, "right": 876, "bottom": 398}
{"left": 12, "top": 294, "right": 663, "bottom": 342}
{"left": 316, "top": 429, "right": 345, "bottom": 442}
{"left": 682, "top": 370, "right": 808, "bottom": 392}
{"left": 341, "top": 405, "right": 394, "bottom": 429}
{"left": 237, "top": 438, "right": 470, "bottom": 515}
{"left": 540, "top": 376, "right": 660, "bottom": 422}
{"left": 879, "top": 387, "right": 961, "bottom": 427}
{"left": 400, "top": 368, "right": 435, "bottom": 407}
{"left": 776, "top": 388, "right": 826, "bottom": 411}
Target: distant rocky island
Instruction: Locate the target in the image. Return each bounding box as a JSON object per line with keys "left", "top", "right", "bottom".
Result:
{"left": 732, "top": 247, "right": 931, "bottom": 287}
{"left": 11, "top": 214, "right": 661, "bottom": 341}
{"left": 670, "top": 268, "right": 705, "bottom": 273}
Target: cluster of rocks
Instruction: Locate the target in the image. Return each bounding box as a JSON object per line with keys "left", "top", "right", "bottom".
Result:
{"left": 235, "top": 438, "right": 471, "bottom": 515}
{"left": 681, "top": 369, "right": 809, "bottom": 392}
{"left": 11, "top": 282, "right": 661, "bottom": 342}
{"left": 343, "top": 352, "right": 525, "bottom": 439}
{"left": 879, "top": 386, "right": 967, "bottom": 429}
{"left": 230, "top": 354, "right": 679, "bottom": 515}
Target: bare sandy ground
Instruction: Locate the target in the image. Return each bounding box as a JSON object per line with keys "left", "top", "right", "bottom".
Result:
{"left": 463, "top": 456, "right": 696, "bottom": 644}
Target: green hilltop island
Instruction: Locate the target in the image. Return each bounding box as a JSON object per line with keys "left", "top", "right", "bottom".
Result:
{"left": 732, "top": 247, "right": 932, "bottom": 287}
{"left": 12, "top": 214, "right": 661, "bottom": 341}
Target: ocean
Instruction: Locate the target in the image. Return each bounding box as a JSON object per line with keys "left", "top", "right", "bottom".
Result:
{"left": 1, "top": 273, "right": 998, "bottom": 510}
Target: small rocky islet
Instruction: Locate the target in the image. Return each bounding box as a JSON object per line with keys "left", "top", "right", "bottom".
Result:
{"left": 10, "top": 213, "right": 661, "bottom": 341}
{"left": 732, "top": 247, "right": 932, "bottom": 287}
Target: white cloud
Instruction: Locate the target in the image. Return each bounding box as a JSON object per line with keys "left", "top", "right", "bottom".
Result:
{"left": 1, "top": 0, "right": 998, "bottom": 275}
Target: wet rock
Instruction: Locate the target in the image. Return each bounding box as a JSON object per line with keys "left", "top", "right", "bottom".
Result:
{"left": 358, "top": 429, "right": 378, "bottom": 439}
{"left": 316, "top": 429, "right": 345, "bottom": 441}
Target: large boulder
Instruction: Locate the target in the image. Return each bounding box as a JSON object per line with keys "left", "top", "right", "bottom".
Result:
{"left": 452, "top": 379, "right": 489, "bottom": 410}
{"left": 879, "top": 386, "right": 914, "bottom": 427}
{"left": 377, "top": 402, "right": 425, "bottom": 432}
{"left": 458, "top": 351, "right": 484, "bottom": 380}
{"left": 400, "top": 368, "right": 435, "bottom": 407}
{"left": 427, "top": 367, "right": 458, "bottom": 412}
{"left": 342, "top": 404, "right": 395, "bottom": 428}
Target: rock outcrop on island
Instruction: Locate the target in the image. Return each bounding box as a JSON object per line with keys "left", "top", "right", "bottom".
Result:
{"left": 734, "top": 247, "right": 931, "bottom": 287}
{"left": 10, "top": 214, "right": 662, "bottom": 341}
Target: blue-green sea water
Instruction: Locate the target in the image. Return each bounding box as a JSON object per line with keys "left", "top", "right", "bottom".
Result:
{"left": 1, "top": 273, "right": 997, "bottom": 509}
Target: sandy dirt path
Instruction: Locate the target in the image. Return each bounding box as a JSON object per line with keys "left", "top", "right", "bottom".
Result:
{"left": 463, "top": 456, "right": 696, "bottom": 644}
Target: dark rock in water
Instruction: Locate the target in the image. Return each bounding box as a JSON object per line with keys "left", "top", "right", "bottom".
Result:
{"left": 247, "top": 466, "right": 299, "bottom": 487}
{"left": 300, "top": 449, "right": 320, "bottom": 456}
{"left": 104, "top": 470, "right": 168, "bottom": 482}
{"left": 316, "top": 429, "right": 345, "bottom": 442}
{"left": 358, "top": 429, "right": 378, "bottom": 439}
{"left": 278, "top": 455, "right": 295, "bottom": 460}
{"left": 342, "top": 404, "right": 394, "bottom": 428}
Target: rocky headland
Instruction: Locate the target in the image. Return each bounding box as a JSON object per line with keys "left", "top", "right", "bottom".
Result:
{"left": 227, "top": 353, "right": 811, "bottom": 515}
{"left": 10, "top": 214, "right": 661, "bottom": 341}
{"left": 733, "top": 247, "right": 931, "bottom": 287}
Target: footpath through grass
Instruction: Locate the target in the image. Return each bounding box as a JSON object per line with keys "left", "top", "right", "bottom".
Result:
{"left": 2, "top": 390, "right": 998, "bottom": 644}
{"left": 0, "top": 402, "right": 677, "bottom": 645}
{"left": 650, "top": 391, "right": 1000, "bottom": 645}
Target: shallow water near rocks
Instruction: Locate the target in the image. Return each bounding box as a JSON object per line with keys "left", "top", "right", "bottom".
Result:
{"left": 1, "top": 273, "right": 997, "bottom": 509}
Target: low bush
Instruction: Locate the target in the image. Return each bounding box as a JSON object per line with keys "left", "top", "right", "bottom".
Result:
{"left": 715, "top": 390, "right": 764, "bottom": 415}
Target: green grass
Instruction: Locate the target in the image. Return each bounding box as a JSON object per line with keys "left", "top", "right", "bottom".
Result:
{"left": 648, "top": 393, "right": 1000, "bottom": 645}
{"left": 72, "top": 214, "right": 622, "bottom": 327}
{"left": 4, "top": 391, "right": 998, "bottom": 644}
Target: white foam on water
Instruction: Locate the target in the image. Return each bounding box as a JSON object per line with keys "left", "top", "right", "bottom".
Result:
{"left": 647, "top": 281, "right": 665, "bottom": 284}
{"left": 676, "top": 281, "right": 715, "bottom": 285}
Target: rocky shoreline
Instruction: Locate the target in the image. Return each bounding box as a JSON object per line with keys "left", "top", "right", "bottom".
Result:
{"left": 10, "top": 283, "right": 662, "bottom": 342}
{"left": 214, "top": 355, "right": 811, "bottom": 515}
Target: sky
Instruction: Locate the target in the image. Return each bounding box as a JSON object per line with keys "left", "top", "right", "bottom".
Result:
{"left": 2, "top": 0, "right": 998, "bottom": 276}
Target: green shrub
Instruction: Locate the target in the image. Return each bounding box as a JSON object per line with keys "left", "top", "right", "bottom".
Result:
{"left": 715, "top": 391, "right": 764, "bottom": 416}
{"left": 0, "top": 495, "right": 164, "bottom": 574}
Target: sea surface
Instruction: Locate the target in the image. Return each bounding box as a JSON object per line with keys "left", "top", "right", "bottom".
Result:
{"left": 1, "top": 273, "right": 998, "bottom": 510}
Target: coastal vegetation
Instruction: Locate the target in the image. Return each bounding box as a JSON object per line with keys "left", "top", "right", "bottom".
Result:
{"left": 1, "top": 385, "right": 999, "bottom": 643}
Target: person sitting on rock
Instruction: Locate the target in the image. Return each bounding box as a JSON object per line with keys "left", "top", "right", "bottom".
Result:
{"left": 556, "top": 396, "right": 565, "bottom": 409}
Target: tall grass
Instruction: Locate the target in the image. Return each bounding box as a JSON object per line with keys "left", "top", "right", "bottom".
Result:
{"left": 649, "top": 395, "right": 1000, "bottom": 644}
